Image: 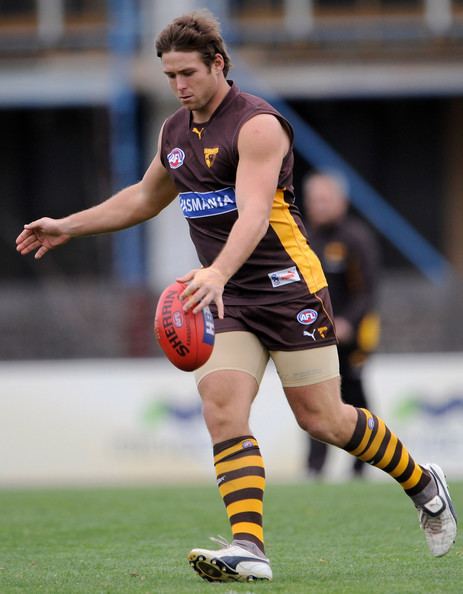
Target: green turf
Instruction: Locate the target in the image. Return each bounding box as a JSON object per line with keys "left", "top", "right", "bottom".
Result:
{"left": 0, "top": 480, "right": 461, "bottom": 594}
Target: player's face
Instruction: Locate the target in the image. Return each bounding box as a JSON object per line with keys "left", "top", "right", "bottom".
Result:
{"left": 162, "top": 51, "right": 225, "bottom": 119}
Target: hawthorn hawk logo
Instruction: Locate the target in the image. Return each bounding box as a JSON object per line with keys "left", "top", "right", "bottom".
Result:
{"left": 204, "top": 147, "right": 219, "bottom": 168}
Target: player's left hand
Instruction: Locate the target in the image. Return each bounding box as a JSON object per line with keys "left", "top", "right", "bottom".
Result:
{"left": 177, "top": 267, "right": 226, "bottom": 319}
{"left": 334, "top": 316, "right": 354, "bottom": 344}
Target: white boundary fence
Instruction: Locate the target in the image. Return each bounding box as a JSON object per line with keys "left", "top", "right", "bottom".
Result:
{"left": 1, "top": 353, "right": 462, "bottom": 487}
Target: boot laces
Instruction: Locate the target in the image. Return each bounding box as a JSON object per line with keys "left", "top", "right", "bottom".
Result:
{"left": 421, "top": 511, "right": 443, "bottom": 534}
{"left": 209, "top": 535, "right": 231, "bottom": 549}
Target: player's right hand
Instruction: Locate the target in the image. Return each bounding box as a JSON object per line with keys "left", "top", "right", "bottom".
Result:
{"left": 16, "top": 218, "right": 71, "bottom": 259}
{"left": 177, "top": 266, "right": 226, "bottom": 319}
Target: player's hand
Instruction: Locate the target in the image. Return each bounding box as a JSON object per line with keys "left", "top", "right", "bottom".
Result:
{"left": 177, "top": 267, "right": 226, "bottom": 319}
{"left": 334, "top": 316, "right": 354, "bottom": 344}
{"left": 16, "top": 218, "right": 71, "bottom": 259}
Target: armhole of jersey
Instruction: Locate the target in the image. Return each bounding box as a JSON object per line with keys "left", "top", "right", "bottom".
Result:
{"left": 232, "top": 111, "right": 294, "bottom": 160}
{"left": 159, "top": 119, "right": 168, "bottom": 168}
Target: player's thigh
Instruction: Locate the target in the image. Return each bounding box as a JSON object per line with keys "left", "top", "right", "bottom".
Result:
{"left": 195, "top": 331, "right": 269, "bottom": 434}
{"left": 194, "top": 331, "right": 269, "bottom": 389}
{"left": 272, "top": 345, "right": 341, "bottom": 420}
{"left": 284, "top": 376, "right": 343, "bottom": 423}
{"left": 272, "top": 346, "right": 357, "bottom": 441}
{"left": 284, "top": 376, "right": 357, "bottom": 444}
{"left": 270, "top": 343, "right": 339, "bottom": 389}
{"left": 198, "top": 369, "right": 260, "bottom": 438}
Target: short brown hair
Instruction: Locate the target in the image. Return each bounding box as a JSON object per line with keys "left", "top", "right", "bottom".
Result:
{"left": 155, "top": 10, "right": 232, "bottom": 77}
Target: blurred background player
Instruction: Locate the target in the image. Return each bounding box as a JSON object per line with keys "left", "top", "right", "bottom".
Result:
{"left": 303, "top": 171, "right": 381, "bottom": 479}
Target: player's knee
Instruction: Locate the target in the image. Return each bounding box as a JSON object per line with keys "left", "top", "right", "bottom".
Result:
{"left": 293, "top": 408, "right": 320, "bottom": 435}
{"left": 297, "top": 411, "right": 345, "bottom": 446}
{"left": 202, "top": 399, "right": 246, "bottom": 440}
{"left": 202, "top": 399, "right": 227, "bottom": 430}
{"left": 302, "top": 416, "right": 330, "bottom": 441}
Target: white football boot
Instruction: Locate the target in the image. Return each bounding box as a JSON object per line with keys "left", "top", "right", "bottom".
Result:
{"left": 418, "top": 463, "right": 457, "bottom": 557}
{"left": 188, "top": 536, "right": 272, "bottom": 582}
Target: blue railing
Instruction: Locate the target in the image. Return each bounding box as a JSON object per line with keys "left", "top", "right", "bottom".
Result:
{"left": 234, "top": 61, "right": 453, "bottom": 285}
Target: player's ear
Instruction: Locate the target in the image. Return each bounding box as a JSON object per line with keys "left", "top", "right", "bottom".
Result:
{"left": 213, "top": 53, "right": 224, "bottom": 72}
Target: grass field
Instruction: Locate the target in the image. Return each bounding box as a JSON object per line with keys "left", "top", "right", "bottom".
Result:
{"left": 0, "top": 480, "right": 461, "bottom": 594}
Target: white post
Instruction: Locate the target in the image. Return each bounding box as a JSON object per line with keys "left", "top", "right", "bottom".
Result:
{"left": 144, "top": 0, "right": 215, "bottom": 290}
{"left": 152, "top": 0, "right": 197, "bottom": 37}
{"left": 284, "top": 0, "right": 314, "bottom": 38}
{"left": 37, "top": 0, "right": 65, "bottom": 44}
{"left": 425, "top": 0, "right": 452, "bottom": 35}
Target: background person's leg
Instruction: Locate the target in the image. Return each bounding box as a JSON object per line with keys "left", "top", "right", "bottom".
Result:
{"left": 307, "top": 437, "right": 328, "bottom": 476}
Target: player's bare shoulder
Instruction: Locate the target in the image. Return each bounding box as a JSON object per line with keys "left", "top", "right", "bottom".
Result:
{"left": 237, "top": 113, "right": 290, "bottom": 159}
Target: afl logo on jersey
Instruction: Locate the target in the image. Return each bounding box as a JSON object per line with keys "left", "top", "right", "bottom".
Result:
{"left": 167, "top": 147, "right": 185, "bottom": 169}
{"left": 297, "top": 309, "right": 318, "bottom": 325}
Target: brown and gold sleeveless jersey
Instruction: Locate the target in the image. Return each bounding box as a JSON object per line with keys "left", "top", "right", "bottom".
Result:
{"left": 160, "top": 81, "right": 326, "bottom": 305}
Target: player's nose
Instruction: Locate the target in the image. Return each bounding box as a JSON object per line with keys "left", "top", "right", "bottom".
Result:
{"left": 176, "top": 76, "right": 187, "bottom": 92}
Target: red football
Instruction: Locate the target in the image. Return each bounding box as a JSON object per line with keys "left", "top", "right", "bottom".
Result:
{"left": 154, "top": 281, "right": 215, "bottom": 371}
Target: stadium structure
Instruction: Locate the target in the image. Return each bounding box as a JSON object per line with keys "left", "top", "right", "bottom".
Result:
{"left": 1, "top": 0, "right": 463, "bottom": 359}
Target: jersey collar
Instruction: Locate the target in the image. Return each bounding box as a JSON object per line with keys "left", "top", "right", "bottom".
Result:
{"left": 190, "top": 80, "right": 239, "bottom": 128}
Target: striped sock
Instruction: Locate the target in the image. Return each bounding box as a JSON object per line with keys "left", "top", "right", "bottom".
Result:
{"left": 344, "top": 408, "right": 431, "bottom": 498}
{"left": 213, "top": 435, "right": 266, "bottom": 553}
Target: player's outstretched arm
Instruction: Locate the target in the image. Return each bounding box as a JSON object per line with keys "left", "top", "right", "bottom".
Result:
{"left": 16, "top": 130, "right": 178, "bottom": 259}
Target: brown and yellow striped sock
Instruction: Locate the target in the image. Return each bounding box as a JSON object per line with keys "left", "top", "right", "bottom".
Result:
{"left": 213, "top": 435, "right": 266, "bottom": 553}
{"left": 344, "top": 408, "right": 434, "bottom": 501}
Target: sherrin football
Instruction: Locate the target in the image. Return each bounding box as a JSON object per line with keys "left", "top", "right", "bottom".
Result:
{"left": 154, "top": 281, "right": 215, "bottom": 371}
